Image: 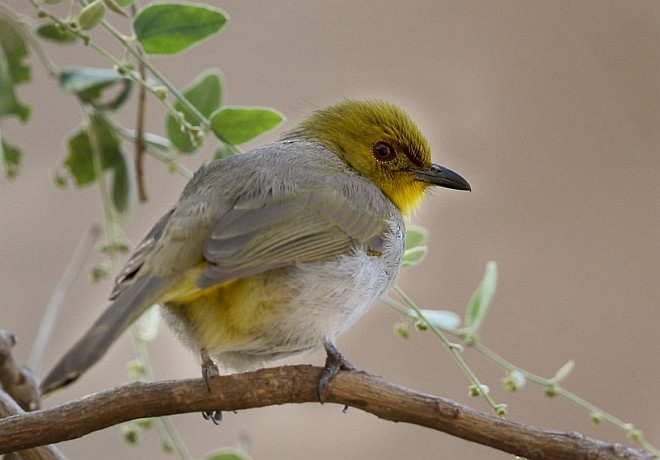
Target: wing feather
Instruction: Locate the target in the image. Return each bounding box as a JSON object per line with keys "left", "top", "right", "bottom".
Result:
{"left": 198, "top": 187, "right": 384, "bottom": 288}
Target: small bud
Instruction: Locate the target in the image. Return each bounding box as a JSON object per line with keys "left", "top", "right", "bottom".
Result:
{"left": 502, "top": 370, "right": 526, "bottom": 392}
{"left": 127, "top": 359, "right": 146, "bottom": 379}
{"left": 121, "top": 425, "right": 139, "bottom": 444}
{"left": 78, "top": 0, "right": 106, "bottom": 30}
{"left": 463, "top": 332, "right": 478, "bottom": 347}
{"left": 160, "top": 440, "right": 175, "bottom": 453}
{"left": 89, "top": 263, "right": 109, "bottom": 282}
{"left": 494, "top": 404, "right": 508, "bottom": 418}
{"left": 468, "top": 384, "right": 489, "bottom": 397}
{"left": 167, "top": 161, "right": 178, "bottom": 173}
{"left": 544, "top": 384, "right": 558, "bottom": 398}
{"left": 153, "top": 86, "right": 168, "bottom": 100}
{"left": 414, "top": 320, "right": 428, "bottom": 331}
{"left": 100, "top": 240, "right": 130, "bottom": 254}
{"left": 393, "top": 321, "right": 410, "bottom": 339}
{"left": 625, "top": 424, "right": 642, "bottom": 442}
{"left": 448, "top": 342, "right": 464, "bottom": 353}
{"left": 590, "top": 412, "right": 602, "bottom": 425}
{"left": 190, "top": 127, "right": 205, "bottom": 147}
{"left": 133, "top": 418, "right": 153, "bottom": 429}
{"left": 51, "top": 171, "right": 68, "bottom": 189}
{"left": 502, "top": 375, "right": 517, "bottom": 392}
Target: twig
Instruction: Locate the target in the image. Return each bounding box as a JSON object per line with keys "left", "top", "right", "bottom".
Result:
{"left": 130, "top": 3, "right": 148, "bottom": 203}
{"left": 0, "top": 331, "right": 39, "bottom": 412}
{"left": 0, "top": 366, "right": 653, "bottom": 459}
{"left": 0, "top": 331, "right": 66, "bottom": 459}
{"left": 28, "top": 226, "right": 100, "bottom": 371}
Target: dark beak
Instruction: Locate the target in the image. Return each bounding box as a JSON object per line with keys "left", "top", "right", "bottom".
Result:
{"left": 410, "top": 163, "right": 471, "bottom": 191}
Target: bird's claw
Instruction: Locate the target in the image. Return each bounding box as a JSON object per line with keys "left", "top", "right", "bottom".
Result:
{"left": 202, "top": 410, "right": 223, "bottom": 425}
{"left": 200, "top": 349, "right": 223, "bottom": 423}
{"left": 318, "top": 341, "right": 356, "bottom": 409}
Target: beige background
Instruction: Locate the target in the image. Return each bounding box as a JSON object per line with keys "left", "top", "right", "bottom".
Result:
{"left": 2, "top": 1, "right": 659, "bottom": 459}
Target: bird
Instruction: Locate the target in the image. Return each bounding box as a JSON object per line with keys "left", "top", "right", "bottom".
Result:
{"left": 40, "top": 99, "right": 470, "bottom": 408}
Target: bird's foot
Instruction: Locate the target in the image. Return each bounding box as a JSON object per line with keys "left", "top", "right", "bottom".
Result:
{"left": 318, "top": 341, "right": 356, "bottom": 407}
{"left": 200, "top": 349, "right": 223, "bottom": 425}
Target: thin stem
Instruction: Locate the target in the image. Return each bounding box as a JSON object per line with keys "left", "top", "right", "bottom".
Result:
{"left": 0, "top": 5, "right": 60, "bottom": 78}
{"left": 113, "top": 125, "right": 193, "bottom": 179}
{"left": 391, "top": 285, "right": 505, "bottom": 416}
{"left": 132, "top": 29, "right": 148, "bottom": 201}
{"left": 83, "top": 105, "right": 122, "bottom": 256}
{"left": 98, "top": 20, "right": 209, "bottom": 129}
{"left": 385, "top": 286, "right": 659, "bottom": 455}
{"left": 130, "top": 0, "right": 148, "bottom": 203}
{"left": 28, "top": 225, "right": 100, "bottom": 370}
{"left": 131, "top": 330, "right": 192, "bottom": 460}
{"left": 474, "top": 343, "right": 660, "bottom": 456}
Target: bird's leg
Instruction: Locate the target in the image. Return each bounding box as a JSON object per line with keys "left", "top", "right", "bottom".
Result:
{"left": 200, "top": 348, "right": 222, "bottom": 425}
{"left": 317, "top": 340, "right": 356, "bottom": 405}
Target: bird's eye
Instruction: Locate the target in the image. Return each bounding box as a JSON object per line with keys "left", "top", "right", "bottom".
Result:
{"left": 372, "top": 141, "right": 396, "bottom": 162}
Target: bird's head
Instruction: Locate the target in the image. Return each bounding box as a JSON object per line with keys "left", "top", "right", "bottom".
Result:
{"left": 285, "top": 99, "right": 470, "bottom": 217}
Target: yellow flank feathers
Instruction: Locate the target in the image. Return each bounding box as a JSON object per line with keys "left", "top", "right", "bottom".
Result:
{"left": 164, "top": 266, "right": 279, "bottom": 353}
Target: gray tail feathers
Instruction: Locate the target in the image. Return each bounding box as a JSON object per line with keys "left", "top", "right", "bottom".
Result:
{"left": 40, "top": 276, "right": 168, "bottom": 395}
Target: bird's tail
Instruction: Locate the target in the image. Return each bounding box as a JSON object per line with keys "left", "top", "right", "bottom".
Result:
{"left": 40, "top": 276, "right": 169, "bottom": 395}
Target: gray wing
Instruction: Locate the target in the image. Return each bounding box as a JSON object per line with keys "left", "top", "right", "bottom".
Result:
{"left": 197, "top": 186, "right": 387, "bottom": 288}
{"left": 110, "top": 208, "right": 175, "bottom": 300}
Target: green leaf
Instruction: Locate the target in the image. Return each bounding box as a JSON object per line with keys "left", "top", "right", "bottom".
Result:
{"left": 64, "top": 115, "right": 124, "bottom": 186}
{"left": 36, "top": 24, "right": 78, "bottom": 43}
{"left": 414, "top": 309, "right": 461, "bottom": 330}
{"left": 166, "top": 69, "right": 222, "bottom": 153}
{"left": 0, "top": 45, "right": 30, "bottom": 122}
{"left": 212, "top": 142, "right": 239, "bottom": 160}
{"left": 133, "top": 2, "right": 228, "bottom": 55}
{"left": 111, "top": 152, "right": 132, "bottom": 214}
{"left": 0, "top": 17, "right": 31, "bottom": 84}
{"left": 115, "top": 0, "right": 134, "bottom": 6}
{"left": 59, "top": 67, "right": 132, "bottom": 110}
{"left": 78, "top": 0, "right": 107, "bottom": 31}
{"left": 1, "top": 138, "right": 21, "bottom": 179}
{"left": 464, "top": 261, "right": 498, "bottom": 331}
{"left": 201, "top": 448, "right": 253, "bottom": 460}
{"left": 210, "top": 106, "right": 284, "bottom": 145}
{"left": 405, "top": 225, "right": 428, "bottom": 251}
{"left": 402, "top": 245, "right": 427, "bottom": 268}
{"left": 551, "top": 359, "right": 575, "bottom": 383}
{"left": 65, "top": 131, "right": 96, "bottom": 185}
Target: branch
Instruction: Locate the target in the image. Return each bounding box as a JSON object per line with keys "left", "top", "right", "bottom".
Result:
{"left": 0, "top": 331, "right": 65, "bottom": 459}
{"left": 0, "top": 366, "right": 653, "bottom": 459}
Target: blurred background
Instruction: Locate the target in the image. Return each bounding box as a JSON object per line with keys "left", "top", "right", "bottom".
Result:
{"left": 1, "top": 1, "right": 659, "bottom": 458}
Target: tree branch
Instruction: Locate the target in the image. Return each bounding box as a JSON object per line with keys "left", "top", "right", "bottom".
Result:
{"left": 0, "top": 366, "right": 652, "bottom": 459}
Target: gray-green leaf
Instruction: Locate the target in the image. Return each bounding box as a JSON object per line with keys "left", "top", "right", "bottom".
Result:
{"left": 36, "top": 24, "right": 78, "bottom": 43}
{"left": 133, "top": 2, "right": 228, "bottom": 55}
{"left": 210, "top": 106, "right": 284, "bottom": 145}
{"left": 405, "top": 225, "right": 428, "bottom": 251}
{"left": 166, "top": 69, "right": 222, "bottom": 153}
{"left": 201, "top": 448, "right": 253, "bottom": 460}
{"left": 0, "top": 35, "right": 30, "bottom": 122}
{"left": 59, "top": 67, "right": 132, "bottom": 110}
{"left": 64, "top": 115, "right": 124, "bottom": 186}
{"left": 111, "top": 152, "right": 132, "bottom": 214}
{"left": 464, "top": 260, "right": 498, "bottom": 331}
{"left": 1, "top": 138, "right": 21, "bottom": 179}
